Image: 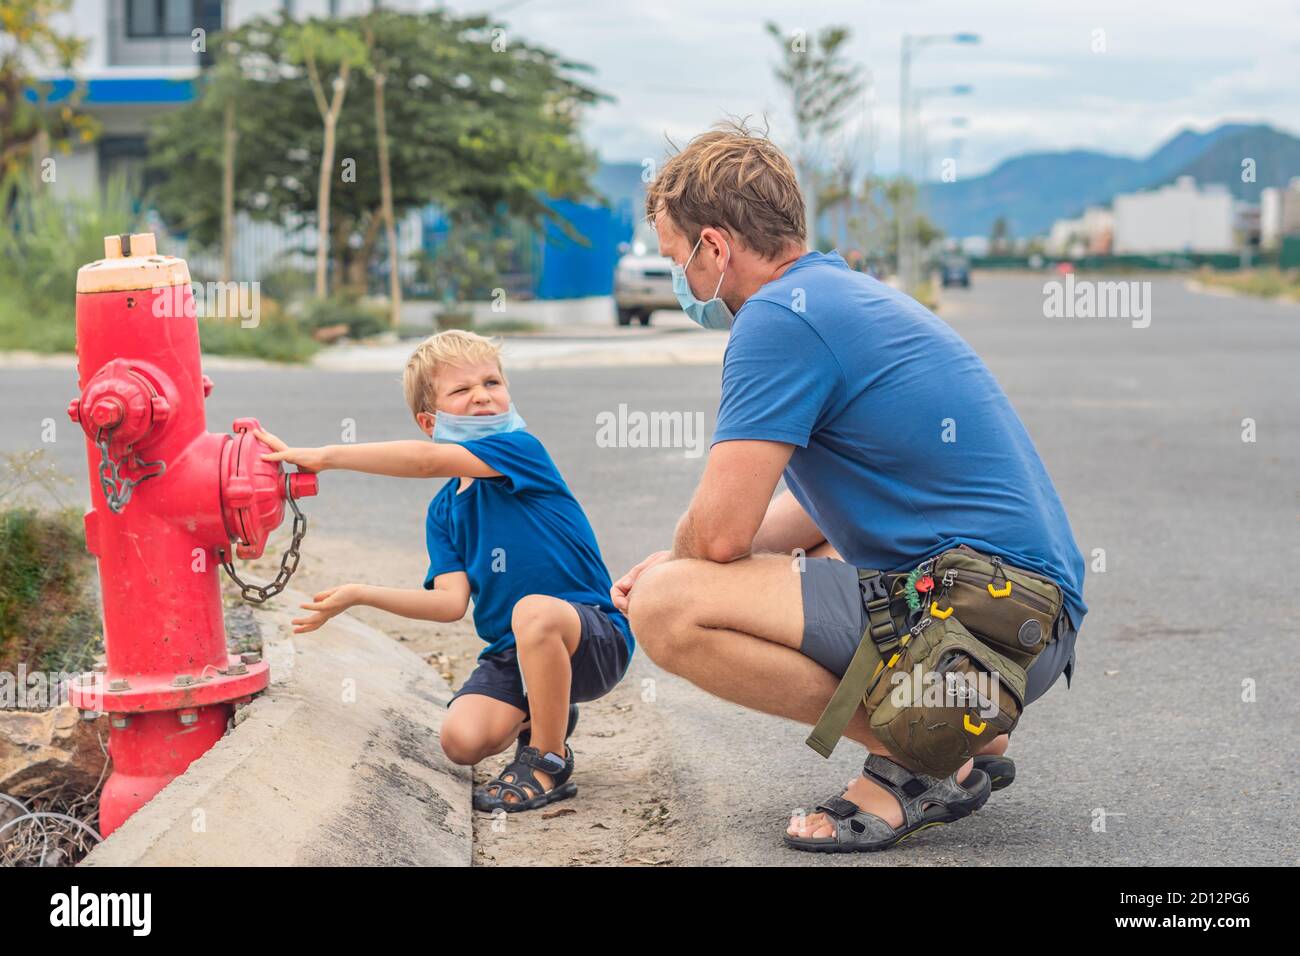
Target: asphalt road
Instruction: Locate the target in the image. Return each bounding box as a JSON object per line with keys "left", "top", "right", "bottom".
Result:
{"left": 4, "top": 272, "right": 1297, "bottom": 865}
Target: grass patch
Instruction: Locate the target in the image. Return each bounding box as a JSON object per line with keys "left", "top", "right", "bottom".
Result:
{"left": 0, "top": 507, "right": 101, "bottom": 679}
{"left": 472, "top": 318, "right": 544, "bottom": 334}
{"left": 0, "top": 451, "right": 101, "bottom": 682}
{"left": 1196, "top": 267, "right": 1300, "bottom": 300}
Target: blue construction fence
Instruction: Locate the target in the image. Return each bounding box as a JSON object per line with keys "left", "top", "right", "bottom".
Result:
{"left": 418, "top": 197, "right": 636, "bottom": 301}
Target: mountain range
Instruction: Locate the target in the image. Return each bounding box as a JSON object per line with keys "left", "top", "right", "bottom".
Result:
{"left": 921, "top": 123, "right": 1300, "bottom": 238}
{"left": 591, "top": 122, "right": 1300, "bottom": 242}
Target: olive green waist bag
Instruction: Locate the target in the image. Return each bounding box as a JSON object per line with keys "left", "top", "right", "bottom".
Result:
{"left": 806, "top": 545, "right": 1065, "bottom": 778}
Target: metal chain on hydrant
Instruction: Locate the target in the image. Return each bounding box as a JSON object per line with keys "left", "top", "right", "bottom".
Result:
{"left": 94, "top": 427, "right": 166, "bottom": 514}
{"left": 218, "top": 475, "right": 308, "bottom": 604}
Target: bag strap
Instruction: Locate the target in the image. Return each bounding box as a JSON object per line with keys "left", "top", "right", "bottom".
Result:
{"left": 805, "top": 570, "right": 902, "bottom": 759}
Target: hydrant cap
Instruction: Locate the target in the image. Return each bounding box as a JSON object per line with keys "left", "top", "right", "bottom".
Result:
{"left": 219, "top": 419, "right": 288, "bottom": 561}
{"left": 77, "top": 232, "right": 191, "bottom": 294}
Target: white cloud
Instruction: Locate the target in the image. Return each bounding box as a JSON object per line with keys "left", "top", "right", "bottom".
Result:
{"left": 448, "top": 0, "right": 1300, "bottom": 175}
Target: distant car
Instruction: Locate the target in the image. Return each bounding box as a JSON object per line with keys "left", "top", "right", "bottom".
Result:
{"left": 613, "top": 221, "right": 676, "bottom": 326}
{"left": 940, "top": 257, "right": 971, "bottom": 288}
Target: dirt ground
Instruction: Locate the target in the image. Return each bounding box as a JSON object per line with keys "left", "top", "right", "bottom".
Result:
{"left": 272, "top": 534, "right": 680, "bottom": 866}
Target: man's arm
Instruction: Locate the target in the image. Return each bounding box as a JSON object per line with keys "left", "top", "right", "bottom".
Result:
{"left": 671, "top": 439, "right": 794, "bottom": 563}
{"left": 752, "top": 489, "right": 828, "bottom": 555}
{"left": 255, "top": 429, "right": 501, "bottom": 480}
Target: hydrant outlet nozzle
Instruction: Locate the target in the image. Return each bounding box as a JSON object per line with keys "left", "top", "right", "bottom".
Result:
{"left": 288, "top": 472, "right": 318, "bottom": 499}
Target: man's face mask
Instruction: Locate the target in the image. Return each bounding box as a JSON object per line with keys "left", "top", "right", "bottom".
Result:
{"left": 671, "top": 233, "right": 734, "bottom": 331}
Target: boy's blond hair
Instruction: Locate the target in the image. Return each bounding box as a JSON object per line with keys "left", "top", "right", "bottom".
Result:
{"left": 402, "top": 329, "right": 506, "bottom": 422}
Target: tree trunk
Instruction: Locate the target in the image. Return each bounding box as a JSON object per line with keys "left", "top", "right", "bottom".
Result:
{"left": 308, "top": 59, "right": 351, "bottom": 300}
{"left": 349, "top": 210, "right": 383, "bottom": 294}
{"left": 221, "top": 97, "right": 236, "bottom": 284}
{"left": 374, "top": 70, "right": 401, "bottom": 327}
{"left": 331, "top": 213, "right": 351, "bottom": 295}
{"left": 316, "top": 111, "right": 337, "bottom": 299}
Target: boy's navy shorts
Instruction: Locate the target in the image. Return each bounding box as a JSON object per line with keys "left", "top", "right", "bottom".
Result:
{"left": 451, "top": 601, "right": 632, "bottom": 714}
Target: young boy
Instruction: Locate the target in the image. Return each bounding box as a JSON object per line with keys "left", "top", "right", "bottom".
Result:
{"left": 255, "top": 330, "right": 634, "bottom": 813}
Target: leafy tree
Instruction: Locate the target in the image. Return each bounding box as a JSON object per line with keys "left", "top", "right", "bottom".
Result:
{"left": 0, "top": 0, "right": 97, "bottom": 193}
{"left": 285, "top": 21, "right": 368, "bottom": 298}
{"left": 147, "top": 9, "right": 603, "bottom": 296}
{"left": 766, "top": 22, "right": 864, "bottom": 245}
{"left": 989, "top": 215, "right": 1009, "bottom": 255}
{"left": 844, "top": 174, "right": 941, "bottom": 267}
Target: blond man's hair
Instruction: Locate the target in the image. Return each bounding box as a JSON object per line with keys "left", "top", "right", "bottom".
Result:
{"left": 645, "top": 118, "right": 806, "bottom": 259}
{"left": 402, "top": 329, "right": 506, "bottom": 422}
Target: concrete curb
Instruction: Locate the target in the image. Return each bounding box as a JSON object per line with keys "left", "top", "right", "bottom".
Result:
{"left": 80, "top": 591, "right": 471, "bottom": 866}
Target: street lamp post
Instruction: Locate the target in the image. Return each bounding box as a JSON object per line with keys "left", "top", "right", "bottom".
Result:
{"left": 897, "top": 32, "right": 978, "bottom": 292}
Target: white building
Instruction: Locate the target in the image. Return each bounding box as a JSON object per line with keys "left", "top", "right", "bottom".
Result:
{"left": 1046, "top": 206, "right": 1112, "bottom": 258}
{"left": 1111, "top": 176, "right": 1235, "bottom": 254}
{"left": 1261, "top": 187, "right": 1283, "bottom": 250}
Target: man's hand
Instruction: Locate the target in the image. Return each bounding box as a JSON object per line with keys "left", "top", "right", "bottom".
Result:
{"left": 611, "top": 550, "right": 672, "bottom": 613}
{"left": 292, "top": 584, "right": 361, "bottom": 634}
{"left": 255, "top": 428, "right": 328, "bottom": 473}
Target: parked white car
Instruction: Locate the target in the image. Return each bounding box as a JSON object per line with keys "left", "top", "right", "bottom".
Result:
{"left": 613, "top": 221, "right": 677, "bottom": 326}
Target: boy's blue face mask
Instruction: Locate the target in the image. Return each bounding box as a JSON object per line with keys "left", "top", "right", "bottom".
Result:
{"left": 431, "top": 403, "right": 527, "bottom": 444}
{"left": 671, "top": 234, "right": 734, "bottom": 331}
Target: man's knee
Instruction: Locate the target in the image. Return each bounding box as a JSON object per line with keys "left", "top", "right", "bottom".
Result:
{"left": 628, "top": 560, "right": 694, "bottom": 666}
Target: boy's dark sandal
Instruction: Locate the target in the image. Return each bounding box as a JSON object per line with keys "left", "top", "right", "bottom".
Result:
{"left": 473, "top": 745, "right": 576, "bottom": 813}
{"left": 973, "top": 754, "right": 1015, "bottom": 791}
{"left": 783, "top": 753, "right": 991, "bottom": 853}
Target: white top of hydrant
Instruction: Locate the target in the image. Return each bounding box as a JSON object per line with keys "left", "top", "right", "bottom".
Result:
{"left": 77, "top": 232, "right": 191, "bottom": 294}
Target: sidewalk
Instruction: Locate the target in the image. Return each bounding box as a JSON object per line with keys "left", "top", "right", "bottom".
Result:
{"left": 0, "top": 316, "right": 727, "bottom": 374}
{"left": 316, "top": 321, "right": 727, "bottom": 372}
{"left": 81, "top": 591, "right": 471, "bottom": 867}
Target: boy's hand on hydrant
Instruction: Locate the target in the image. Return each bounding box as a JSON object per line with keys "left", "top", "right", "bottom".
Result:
{"left": 255, "top": 428, "right": 327, "bottom": 473}
{"left": 292, "top": 584, "right": 361, "bottom": 634}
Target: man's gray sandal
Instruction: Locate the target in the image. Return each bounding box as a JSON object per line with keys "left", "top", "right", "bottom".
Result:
{"left": 973, "top": 754, "right": 1015, "bottom": 791}
{"left": 783, "top": 753, "right": 991, "bottom": 853}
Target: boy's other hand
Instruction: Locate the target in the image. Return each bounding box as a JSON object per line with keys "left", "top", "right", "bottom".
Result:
{"left": 611, "top": 550, "right": 672, "bottom": 613}
{"left": 255, "top": 428, "right": 327, "bottom": 473}
{"left": 292, "top": 584, "right": 361, "bottom": 633}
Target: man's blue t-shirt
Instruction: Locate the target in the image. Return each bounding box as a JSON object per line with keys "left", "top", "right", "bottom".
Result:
{"left": 713, "top": 251, "right": 1088, "bottom": 630}
{"left": 422, "top": 429, "right": 634, "bottom": 658}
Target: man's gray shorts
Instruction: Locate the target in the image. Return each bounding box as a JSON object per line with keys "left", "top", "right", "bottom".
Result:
{"left": 799, "top": 557, "right": 1076, "bottom": 705}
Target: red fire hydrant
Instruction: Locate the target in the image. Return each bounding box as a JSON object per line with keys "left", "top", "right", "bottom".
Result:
{"left": 65, "top": 233, "right": 317, "bottom": 837}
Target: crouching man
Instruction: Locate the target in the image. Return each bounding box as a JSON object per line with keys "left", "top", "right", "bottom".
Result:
{"left": 612, "top": 121, "right": 1086, "bottom": 852}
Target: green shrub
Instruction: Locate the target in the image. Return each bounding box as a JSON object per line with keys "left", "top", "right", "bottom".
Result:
{"left": 0, "top": 175, "right": 143, "bottom": 352}
{"left": 198, "top": 297, "right": 319, "bottom": 363}
{"left": 300, "top": 295, "right": 388, "bottom": 339}
{"left": 258, "top": 267, "right": 314, "bottom": 306}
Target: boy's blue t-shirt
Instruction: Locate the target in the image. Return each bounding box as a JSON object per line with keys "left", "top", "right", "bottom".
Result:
{"left": 713, "top": 251, "right": 1088, "bottom": 630}
{"left": 422, "top": 429, "right": 634, "bottom": 658}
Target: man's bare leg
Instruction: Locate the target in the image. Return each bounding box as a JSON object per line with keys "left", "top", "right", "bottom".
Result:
{"left": 629, "top": 555, "right": 974, "bottom": 836}
{"left": 807, "top": 542, "right": 1010, "bottom": 761}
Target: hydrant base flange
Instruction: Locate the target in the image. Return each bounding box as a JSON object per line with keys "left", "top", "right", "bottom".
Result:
{"left": 67, "top": 656, "right": 270, "bottom": 715}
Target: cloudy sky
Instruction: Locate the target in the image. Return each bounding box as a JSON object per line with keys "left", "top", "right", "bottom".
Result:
{"left": 449, "top": 0, "right": 1300, "bottom": 177}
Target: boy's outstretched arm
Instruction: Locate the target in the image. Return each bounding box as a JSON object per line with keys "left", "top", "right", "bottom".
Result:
{"left": 254, "top": 428, "right": 501, "bottom": 480}
{"left": 292, "top": 571, "right": 471, "bottom": 634}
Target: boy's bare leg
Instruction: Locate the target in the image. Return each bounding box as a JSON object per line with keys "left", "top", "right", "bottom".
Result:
{"left": 629, "top": 555, "right": 973, "bottom": 838}
{"left": 507, "top": 595, "right": 583, "bottom": 800}
{"left": 441, "top": 694, "right": 527, "bottom": 765}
